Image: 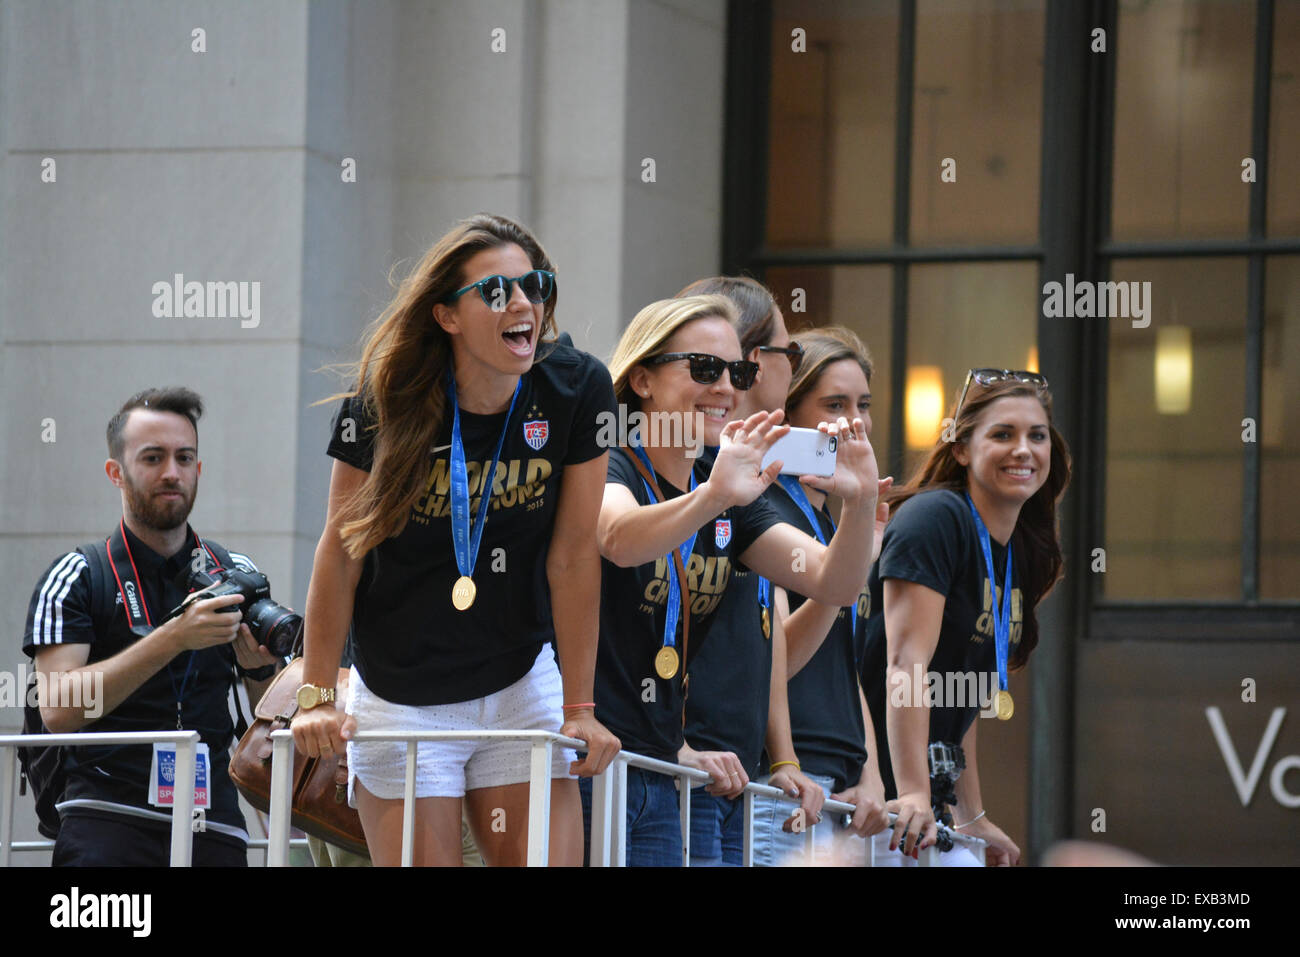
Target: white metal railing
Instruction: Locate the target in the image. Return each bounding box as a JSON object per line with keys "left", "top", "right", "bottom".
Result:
{"left": 3, "top": 726, "right": 985, "bottom": 868}
{"left": 739, "top": 782, "right": 986, "bottom": 866}
{"left": 0, "top": 730, "right": 200, "bottom": 867}
{"left": 264, "top": 728, "right": 983, "bottom": 867}
{"left": 266, "top": 728, "right": 586, "bottom": 867}
{"left": 594, "top": 757, "right": 985, "bottom": 867}
{"left": 586, "top": 749, "right": 713, "bottom": 866}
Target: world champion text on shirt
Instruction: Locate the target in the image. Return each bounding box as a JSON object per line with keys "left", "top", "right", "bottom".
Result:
{"left": 411, "top": 456, "right": 553, "bottom": 524}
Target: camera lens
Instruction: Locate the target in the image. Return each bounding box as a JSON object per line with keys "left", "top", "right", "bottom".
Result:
{"left": 246, "top": 599, "right": 301, "bottom": 658}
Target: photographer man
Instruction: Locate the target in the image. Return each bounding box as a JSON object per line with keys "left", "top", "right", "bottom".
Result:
{"left": 21, "top": 387, "right": 283, "bottom": 866}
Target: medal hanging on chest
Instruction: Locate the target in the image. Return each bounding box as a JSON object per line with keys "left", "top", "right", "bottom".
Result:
{"left": 630, "top": 445, "right": 697, "bottom": 680}
{"left": 757, "top": 575, "right": 772, "bottom": 639}
{"left": 966, "top": 494, "right": 1014, "bottom": 720}
{"left": 446, "top": 374, "right": 521, "bottom": 612}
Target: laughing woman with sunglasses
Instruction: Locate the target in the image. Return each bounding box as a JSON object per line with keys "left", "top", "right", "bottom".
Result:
{"left": 859, "top": 369, "right": 1071, "bottom": 866}
{"left": 292, "top": 214, "right": 620, "bottom": 866}
{"left": 588, "top": 294, "right": 883, "bottom": 866}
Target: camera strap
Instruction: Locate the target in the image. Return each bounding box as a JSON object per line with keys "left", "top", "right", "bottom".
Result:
{"left": 105, "top": 519, "right": 218, "bottom": 635}
{"left": 105, "top": 519, "right": 218, "bottom": 729}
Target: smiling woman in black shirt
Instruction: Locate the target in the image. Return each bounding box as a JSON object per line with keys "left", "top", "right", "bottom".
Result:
{"left": 861, "top": 370, "right": 1072, "bottom": 866}
{"left": 588, "top": 294, "right": 883, "bottom": 866}
{"left": 292, "top": 214, "right": 619, "bottom": 866}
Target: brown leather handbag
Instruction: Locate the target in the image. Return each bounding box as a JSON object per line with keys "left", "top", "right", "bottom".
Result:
{"left": 228, "top": 658, "right": 369, "bottom": 857}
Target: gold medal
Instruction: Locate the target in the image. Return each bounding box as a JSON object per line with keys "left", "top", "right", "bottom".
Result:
{"left": 761, "top": 606, "right": 771, "bottom": 640}
{"left": 654, "top": 646, "right": 679, "bottom": 679}
{"left": 995, "top": 689, "right": 1014, "bottom": 721}
{"left": 451, "top": 575, "right": 477, "bottom": 611}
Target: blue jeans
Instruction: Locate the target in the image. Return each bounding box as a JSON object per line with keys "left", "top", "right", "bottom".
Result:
{"left": 688, "top": 789, "right": 745, "bottom": 866}
{"left": 750, "top": 772, "right": 840, "bottom": 867}
{"left": 579, "top": 768, "right": 683, "bottom": 867}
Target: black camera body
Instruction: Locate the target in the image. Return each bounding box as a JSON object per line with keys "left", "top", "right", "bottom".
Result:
{"left": 176, "top": 566, "right": 301, "bottom": 658}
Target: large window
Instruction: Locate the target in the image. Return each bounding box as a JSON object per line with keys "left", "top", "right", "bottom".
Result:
{"left": 751, "top": 0, "right": 1045, "bottom": 483}
{"left": 1098, "top": 0, "right": 1300, "bottom": 609}
{"left": 726, "top": 0, "right": 1300, "bottom": 622}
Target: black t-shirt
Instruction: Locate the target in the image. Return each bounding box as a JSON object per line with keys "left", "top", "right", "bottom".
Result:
{"left": 859, "top": 488, "right": 1024, "bottom": 800}
{"left": 327, "top": 343, "right": 615, "bottom": 705}
{"left": 594, "top": 448, "right": 780, "bottom": 762}
{"left": 681, "top": 547, "right": 771, "bottom": 779}
{"left": 764, "top": 487, "right": 872, "bottom": 793}
{"left": 21, "top": 524, "right": 252, "bottom": 831}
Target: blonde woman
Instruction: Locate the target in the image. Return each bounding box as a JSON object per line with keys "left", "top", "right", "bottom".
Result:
{"left": 292, "top": 214, "right": 620, "bottom": 866}
{"left": 587, "top": 295, "right": 882, "bottom": 865}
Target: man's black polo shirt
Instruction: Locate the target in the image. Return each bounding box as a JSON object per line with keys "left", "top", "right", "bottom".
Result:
{"left": 22, "top": 522, "right": 255, "bottom": 839}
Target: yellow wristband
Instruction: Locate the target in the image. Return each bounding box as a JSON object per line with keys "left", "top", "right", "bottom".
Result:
{"left": 769, "top": 760, "right": 801, "bottom": 774}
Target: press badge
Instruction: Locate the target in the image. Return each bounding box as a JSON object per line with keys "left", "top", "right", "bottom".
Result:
{"left": 148, "top": 742, "right": 211, "bottom": 809}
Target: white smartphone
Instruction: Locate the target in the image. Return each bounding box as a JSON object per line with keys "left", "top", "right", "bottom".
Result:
{"left": 761, "top": 426, "right": 837, "bottom": 476}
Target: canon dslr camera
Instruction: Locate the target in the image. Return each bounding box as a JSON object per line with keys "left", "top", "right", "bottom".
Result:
{"left": 173, "top": 565, "right": 302, "bottom": 658}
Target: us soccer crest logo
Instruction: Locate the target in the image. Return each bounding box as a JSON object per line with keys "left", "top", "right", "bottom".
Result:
{"left": 523, "top": 419, "right": 549, "bottom": 450}
{"left": 715, "top": 519, "right": 731, "bottom": 549}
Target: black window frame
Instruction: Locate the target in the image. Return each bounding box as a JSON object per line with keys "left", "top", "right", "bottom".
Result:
{"left": 723, "top": 0, "right": 1300, "bottom": 645}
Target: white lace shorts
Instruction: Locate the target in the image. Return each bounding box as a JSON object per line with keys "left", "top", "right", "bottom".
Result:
{"left": 345, "top": 646, "right": 576, "bottom": 805}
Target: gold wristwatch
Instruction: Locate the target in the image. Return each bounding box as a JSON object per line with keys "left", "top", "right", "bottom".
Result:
{"left": 295, "top": 683, "right": 337, "bottom": 711}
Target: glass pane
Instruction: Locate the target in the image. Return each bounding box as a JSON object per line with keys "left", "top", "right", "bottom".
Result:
{"left": 909, "top": 0, "right": 1045, "bottom": 246}
{"left": 1104, "top": 259, "right": 1247, "bottom": 600}
{"left": 1111, "top": 0, "right": 1254, "bottom": 240}
{"left": 1261, "top": 256, "right": 1300, "bottom": 599}
{"left": 766, "top": 0, "right": 898, "bottom": 248}
{"left": 904, "top": 261, "right": 1039, "bottom": 477}
{"left": 1268, "top": 0, "right": 1300, "bottom": 236}
{"left": 765, "top": 266, "right": 894, "bottom": 468}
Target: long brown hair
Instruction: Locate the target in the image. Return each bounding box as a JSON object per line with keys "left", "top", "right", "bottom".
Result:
{"left": 887, "top": 379, "right": 1072, "bottom": 669}
{"left": 326, "top": 213, "right": 558, "bottom": 558}
{"left": 785, "top": 326, "right": 874, "bottom": 414}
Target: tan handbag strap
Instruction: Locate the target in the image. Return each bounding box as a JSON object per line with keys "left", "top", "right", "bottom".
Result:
{"left": 625, "top": 450, "right": 692, "bottom": 694}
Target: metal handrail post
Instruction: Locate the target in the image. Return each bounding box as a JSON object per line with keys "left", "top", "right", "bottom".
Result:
{"left": 525, "top": 738, "right": 552, "bottom": 866}
{"left": 0, "top": 747, "right": 15, "bottom": 868}
{"left": 168, "top": 732, "right": 198, "bottom": 867}
{"left": 267, "top": 730, "right": 294, "bottom": 866}
{"left": 614, "top": 758, "right": 627, "bottom": 867}
{"left": 741, "top": 789, "right": 756, "bottom": 866}
{"left": 588, "top": 760, "right": 614, "bottom": 867}
{"left": 678, "top": 770, "right": 691, "bottom": 866}
{"left": 401, "top": 741, "right": 417, "bottom": 867}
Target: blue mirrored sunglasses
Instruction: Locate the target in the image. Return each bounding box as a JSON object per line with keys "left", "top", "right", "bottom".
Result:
{"left": 445, "top": 270, "right": 556, "bottom": 310}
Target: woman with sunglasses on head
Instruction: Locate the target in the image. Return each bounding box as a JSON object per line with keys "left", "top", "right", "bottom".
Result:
{"left": 292, "top": 213, "right": 620, "bottom": 866}
{"left": 748, "top": 327, "right": 894, "bottom": 866}
{"left": 860, "top": 369, "right": 1071, "bottom": 866}
{"left": 671, "top": 277, "right": 833, "bottom": 866}
{"left": 589, "top": 294, "right": 882, "bottom": 866}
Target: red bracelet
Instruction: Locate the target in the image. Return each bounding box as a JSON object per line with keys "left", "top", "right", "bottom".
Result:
{"left": 562, "top": 702, "right": 596, "bottom": 710}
